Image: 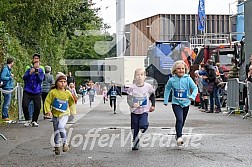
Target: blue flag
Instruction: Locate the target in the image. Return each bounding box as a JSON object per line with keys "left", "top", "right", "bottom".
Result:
{"left": 198, "top": 0, "right": 206, "bottom": 31}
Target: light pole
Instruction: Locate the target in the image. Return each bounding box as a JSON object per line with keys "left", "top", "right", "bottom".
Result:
{"left": 116, "top": 0, "right": 125, "bottom": 57}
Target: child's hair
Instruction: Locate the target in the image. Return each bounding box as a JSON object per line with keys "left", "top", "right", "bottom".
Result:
{"left": 69, "top": 83, "right": 75, "bottom": 88}
{"left": 171, "top": 60, "right": 189, "bottom": 75}
{"left": 134, "top": 68, "right": 146, "bottom": 78}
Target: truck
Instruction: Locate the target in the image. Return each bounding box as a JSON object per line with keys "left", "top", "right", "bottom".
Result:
{"left": 145, "top": 41, "right": 192, "bottom": 98}
{"left": 104, "top": 56, "right": 146, "bottom": 92}
{"left": 189, "top": 33, "right": 243, "bottom": 79}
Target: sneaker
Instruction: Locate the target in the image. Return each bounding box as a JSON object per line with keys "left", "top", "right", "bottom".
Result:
{"left": 132, "top": 143, "right": 139, "bottom": 150}
{"left": 243, "top": 113, "right": 251, "bottom": 119}
{"left": 63, "top": 143, "right": 69, "bottom": 152}
{"left": 68, "top": 115, "right": 74, "bottom": 122}
{"left": 2, "top": 118, "right": 10, "bottom": 121}
{"left": 215, "top": 108, "right": 221, "bottom": 113}
{"left": 177, "top": 137, "right": 183, "bottom": 146}
{"left": 31, "top": 121, "right": 39, "bottom": 127}
{"left": 206, "top": 109, "right": 214, "bottom": 113}
{"left": 24, "top": 121, "right": 31, "bottom": 127}
{"left": 54, "top": 147, "right": 60, "bottom": 155}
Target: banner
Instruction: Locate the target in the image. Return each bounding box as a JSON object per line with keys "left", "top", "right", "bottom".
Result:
{"left": 198, "top": 0, "right": 206, "bottom": 31}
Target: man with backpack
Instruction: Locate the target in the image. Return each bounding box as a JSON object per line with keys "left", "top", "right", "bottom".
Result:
{"left": 205, "top": 60, "right": 221, "bottom": 113}
{"left": 1, "top": 58, "right": 15, "bottom": 121}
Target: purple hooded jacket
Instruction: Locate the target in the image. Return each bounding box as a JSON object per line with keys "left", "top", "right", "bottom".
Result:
{"left": 23, "top": 68, "right": 44, "bottom": 94}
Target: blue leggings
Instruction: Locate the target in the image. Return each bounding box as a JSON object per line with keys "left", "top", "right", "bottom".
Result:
{"left": 131, "top": 112, "right": 149, "bottom": 143}
{"left": 172, "top": 104, "right": 189, "bottom": 138}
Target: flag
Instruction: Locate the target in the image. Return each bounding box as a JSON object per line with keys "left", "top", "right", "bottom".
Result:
{"left": 198, "top": 0, "right": 206, "bottom": 31}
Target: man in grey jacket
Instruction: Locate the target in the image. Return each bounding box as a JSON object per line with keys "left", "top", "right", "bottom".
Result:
{"left": 42, "top": 66, "right": 55, "bottom": 119}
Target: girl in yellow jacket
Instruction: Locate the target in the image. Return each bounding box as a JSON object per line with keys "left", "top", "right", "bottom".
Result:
{"left": 44, "top": 72, "right": 76, "bottom": 155}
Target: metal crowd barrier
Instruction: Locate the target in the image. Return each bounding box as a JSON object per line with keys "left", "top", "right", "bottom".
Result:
{"left": 226, "top": 78, "right": 246, "bottom": 116}
{"left": 0, "top": 83, "right": 24, "bottom": 123}
{"left": 245, "top": 82, "right": 252, "bottom": 118}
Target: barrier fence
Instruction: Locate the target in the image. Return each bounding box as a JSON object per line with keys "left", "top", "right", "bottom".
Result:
{"left": 226, "top": 78, "right": 240, "bottom": 115}
{"left": 226, "top": 78, "right": 252, "bottom": 117}
{"left": 246, "top": 82, "right": 252, "bottom": 117}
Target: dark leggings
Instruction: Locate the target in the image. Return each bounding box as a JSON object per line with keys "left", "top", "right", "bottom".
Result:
{"left": 131, "top": 112, "right": 149, "bottom": 144}
{"left": 110, "top": 98, "right": 116, "bottom": 111}
{"left": 172, "top": 104, "right": 189, "bottom": 138}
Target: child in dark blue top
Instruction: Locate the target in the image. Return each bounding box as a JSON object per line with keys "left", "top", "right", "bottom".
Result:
{"left": 107, "top": 81, "right": 121, "bottom": 114}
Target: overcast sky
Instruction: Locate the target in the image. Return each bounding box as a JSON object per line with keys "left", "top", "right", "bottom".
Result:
{"left": 93, "top": 0, "right": 238, "bottom": 33}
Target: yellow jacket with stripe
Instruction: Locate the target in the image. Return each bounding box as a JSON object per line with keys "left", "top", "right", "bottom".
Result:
{"left": 44, "top": 88, "right": 76, "bottom": 117}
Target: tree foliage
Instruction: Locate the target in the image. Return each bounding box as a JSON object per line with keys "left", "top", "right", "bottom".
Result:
{"left": 0, "top": 0, "right": 115, "bottom": 77}
{"left": 0, "top": 0, "right": 116, "bottom": 117}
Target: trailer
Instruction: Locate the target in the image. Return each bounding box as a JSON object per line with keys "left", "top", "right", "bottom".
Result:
{"left": 104, "top": 56, "right": 146, "bottom": 92}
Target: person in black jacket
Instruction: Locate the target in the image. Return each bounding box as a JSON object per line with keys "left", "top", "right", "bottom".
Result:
{"left": 107, "top": 81, "right": 121, "bottom": 114}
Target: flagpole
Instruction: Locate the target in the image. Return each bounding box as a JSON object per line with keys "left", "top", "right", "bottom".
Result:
{"left": 203, "top": 16, "right": 206, "bottom": 46}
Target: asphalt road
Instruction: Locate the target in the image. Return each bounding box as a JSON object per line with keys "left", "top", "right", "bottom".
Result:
{"left": 0, "top": 95, "right": 252, "bottom": 167}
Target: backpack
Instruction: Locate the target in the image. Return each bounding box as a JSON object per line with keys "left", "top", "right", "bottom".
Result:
{"left": 0, "top": 67, "right": 6, "bottom": 88}
{"left": 207, "top": 68, "right": 216, "bottom": 83}
{"left": 0, "top": 67, "right": 7, "bottom": 88}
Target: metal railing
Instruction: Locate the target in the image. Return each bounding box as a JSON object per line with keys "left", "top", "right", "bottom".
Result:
{"left": 226, "top": 78, "right": 246, "bottom": 116}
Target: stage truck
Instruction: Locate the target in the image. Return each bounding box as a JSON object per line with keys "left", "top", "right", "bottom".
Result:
{"left": 145, "top": 41, "right": 194, "bottom": 98}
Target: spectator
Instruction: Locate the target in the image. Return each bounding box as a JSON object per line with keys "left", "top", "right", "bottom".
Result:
{"left": 216, "top": 63, "right": 225, "bottom": 82}
{"left": 1, "top": 58, "right": 15, "bottom": 121}
{"left": 42, "top": 65, "right": 55, "bottom": 119}
{"left": 194, "top": 70, "right": 204, "bottom": 109}
{"left": 228, "top": 57, "right": 239, "bottom": 79}
{"left": 22, "top": 61, "right": 44, "bottom": 127}
{"left": 25, "top": 53, "right": 45, "bottom": 120}
{"left": 67, "top": 72, "right": 75, "bottom": 86}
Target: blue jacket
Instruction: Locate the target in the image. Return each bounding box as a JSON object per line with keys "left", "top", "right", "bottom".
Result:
{"left": 1, "top": 65, "right": 14, "bottom": 89}
{"left": 164, "top": 74, "right": 198, "bottom": 107}
{"left": 23, "top": 68, "right": 44, "bottom": 94}
{"left": 198, "top": 70, "right": 208, "bottom": 86}
{"left": 107, "top": 86, "right": 121, "bottom": 99}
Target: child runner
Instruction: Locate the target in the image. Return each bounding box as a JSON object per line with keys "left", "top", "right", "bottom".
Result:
{"left": 87, "top": 81, "right": 96, "bottom": 108}
{"left": 107, "top": 81, "right": 121, "bottom": 114}
{"left": 79, "top": 85, "right": 87, "bottom": 104}
{"left": 102, "top": 86, "right": 108, "bottom": 104}
{"left": 127, "top": 68, "right": 155, "bottom": 150}
{"left": 164, "top": 60, "right": 198, "bottom": 146}
{"left": 44, "top": 72, "right": 76, "bottom": 155}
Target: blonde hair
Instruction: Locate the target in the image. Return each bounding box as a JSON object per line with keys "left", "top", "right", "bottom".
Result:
{"left": 171, "top": 60, "right": 189, "bottom": 75}
{"left": 216, "top": 63, "right": 221, "bottom": 67}
{"left": 134, "top": 68, "right": 146, "bottom": 78}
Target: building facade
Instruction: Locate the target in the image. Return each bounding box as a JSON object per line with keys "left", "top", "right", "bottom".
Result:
{"left": 126, "top": 14, "right": 232, "bottom": 56}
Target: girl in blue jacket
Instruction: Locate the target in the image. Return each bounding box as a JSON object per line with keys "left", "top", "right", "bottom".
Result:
{"left": 164, "top": 60, "right": 198, "bottom": 146}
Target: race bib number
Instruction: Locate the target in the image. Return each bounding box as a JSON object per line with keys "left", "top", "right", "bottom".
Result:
{"left": 111, "top": 91, "right": 117, "bottom": 96}
{"left": 89, "top": 90, "right": 95, "bottom": 95}
{"left": 52, "top": 98, "right": 68, "bottom": 112}
{"left": 133, "top": 96, "right": 147, "bottom": 107}
{"left": 174, "top": 89, "right": 187, "bottom": 99}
